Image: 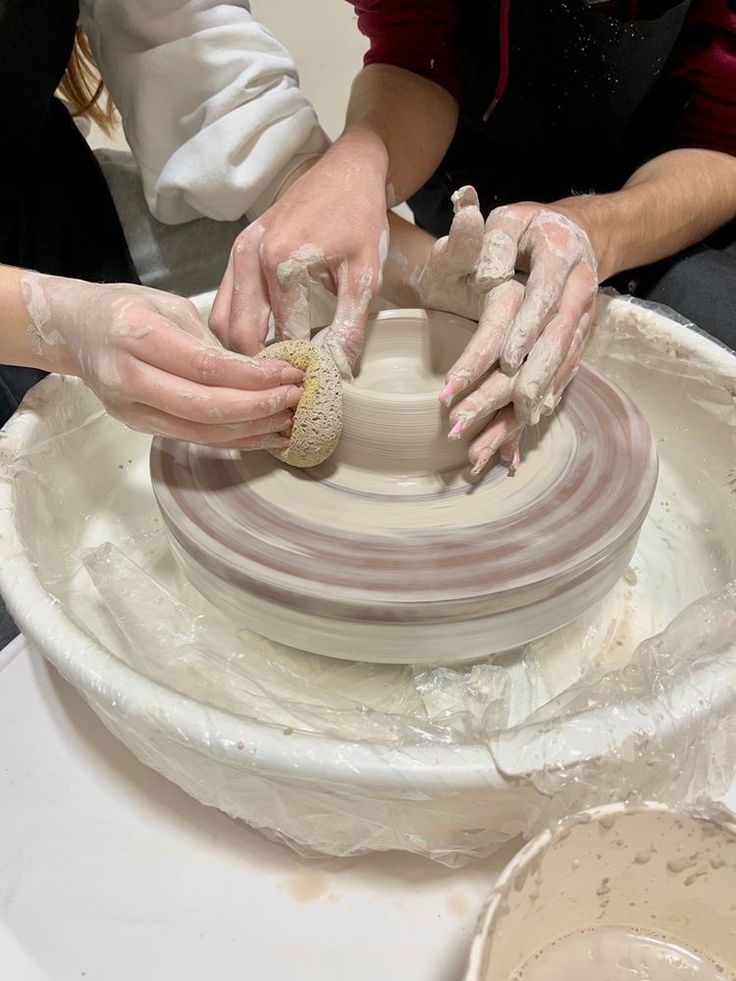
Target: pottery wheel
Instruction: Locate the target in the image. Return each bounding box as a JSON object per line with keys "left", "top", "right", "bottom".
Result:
{"left": 151, "top": 312, "right": 658, "bottom": 665}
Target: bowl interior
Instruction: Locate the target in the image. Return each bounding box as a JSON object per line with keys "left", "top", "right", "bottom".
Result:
{"left": 317, "top": 309, "right": 477, "bottom": 474}
{"left": 347, "top": 309, "right": 474, "bottom": 400}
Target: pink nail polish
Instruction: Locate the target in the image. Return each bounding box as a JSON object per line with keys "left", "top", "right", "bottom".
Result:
{"left": 471, "top": 433, "right": 505, "bottom": 476}
{"left": 439, "top": 383, "right": 455, "bottom": 406}
{"left": 470, "top": 449, "right": 492, "bottom": 476}
{"left": 448, "top": 420, "right": 465, "bottom": 439}
{"left": 500, "top": 448, "right": 520, "bottom": 474}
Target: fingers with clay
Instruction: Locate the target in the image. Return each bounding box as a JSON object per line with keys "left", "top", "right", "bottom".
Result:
{"left": 442, "top": 186, "right": 486, "bottom": 268}
{"left": 317, "top": 249, "right": 386, "bottom": 378}
{"left": 467, "top": 405, "right": 523, "bottom": 478}
{"left": 417, "top": 185, "right": 487, "bottom": 318}
{"left": 211, "top": 147, "right": 391, "bottom": 374}
{"left": 210, "top": 221, "right": 385, "bottom": 376}
{"left": 209, "top": 224, "right": 275, "bottom": 356}
{"left": 538, "top": 307, "right": 594, "bottom": 419}
{"left": 439, "top": 202, "right": 598, "bottom": 475}
{"left": 498, "top": 210, "right": 597, "bottom": 378}
{"left": 447, "top": 370, "right": 515, "bottom": 439}
{"left": 21, "top": 272, "right": 304, "bottom": 448}
{"left": 440, "top": 279, "right": 524, "bottom": 405}
{"left": 475, "top": 205, "right": 532, "bottom": 286}
{"left": 210, "top": 228, "right": 331, "bottom": 359}
{"left": 122, "top": 405, "right": 296, "bottom": 449}
{"left": 513, "top": 265, "right": 597, "bottom": 425}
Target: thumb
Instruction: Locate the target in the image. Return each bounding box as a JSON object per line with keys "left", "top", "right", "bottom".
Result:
{"left": 445, "top": 185, "right": 485, "bottom": 269}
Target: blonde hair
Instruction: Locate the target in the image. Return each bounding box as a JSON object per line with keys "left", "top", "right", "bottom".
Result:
{"left": 59, "top": 27, "right": 116, "bottom": 136}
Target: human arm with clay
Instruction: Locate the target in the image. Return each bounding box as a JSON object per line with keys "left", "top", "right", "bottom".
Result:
{"left": 375, "top": 145, "right": 736, "bottom": 474}
{"left": 208, "top": 60, "right": 459, "bottom": 372}
{"left": 302, "top": 0, "right": 736, "bottom": 475}
{"left": 430, "top": 148, "right": 736, "bottom": 473}
{"left": 0, "top": 266, "right": 303, "bottom": 449}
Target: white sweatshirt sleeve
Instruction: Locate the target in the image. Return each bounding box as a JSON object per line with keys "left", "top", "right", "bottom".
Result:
{"left": 80, "top": 1, "right": 330, "bottom": 224}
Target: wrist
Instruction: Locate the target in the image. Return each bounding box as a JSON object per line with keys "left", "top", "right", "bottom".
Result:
{"left": 20, "top": 272, "right": 81, "bottom": 375}
{"left": 333, "top": 124, "right": 390, "bottom": 184}
{"left": 552, "top": 194, "right": 622, "bottom": 282}
{"left": 275, "top": 127, "right": 390, "bottom": 208}
{"left": 380, "top": 213, "right": 436, "bottom": 307}
{"left": 273, "top": 155, "right": 320, "bottom": 201}
{"left": 32, "top": 343, "right": 76, "bottom": 376}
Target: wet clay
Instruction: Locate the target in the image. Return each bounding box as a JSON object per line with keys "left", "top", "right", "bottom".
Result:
{"left": 467, "top": 805, "right": 736, "bottom": 981}
{"left": 512, "top": 927, "right": 729, "bottom": 981}
{"left": 151, "top": 310, "right": 658, "bottom": 665}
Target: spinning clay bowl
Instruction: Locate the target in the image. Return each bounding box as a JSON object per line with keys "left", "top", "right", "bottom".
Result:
{"left": 150, "top": 309, "right": 659, "bottom": 665}
{"left": 336, "top": 308, "right": 470, "bottom": 472}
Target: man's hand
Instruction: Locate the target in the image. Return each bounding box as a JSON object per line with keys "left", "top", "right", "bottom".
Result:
{"left": 476, "top": 203, "right": 598, "bottom": 424}
{"left": 414, "top": 188, "right": 597, "bottom": 474}
{"left": 209, "top": 133, "right": 390, "bottom": 375}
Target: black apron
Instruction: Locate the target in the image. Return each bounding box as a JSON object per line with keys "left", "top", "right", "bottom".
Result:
{"left": 410, "top": 0, "right": 692, "bottom": 236}
{"left": 0, "top": 0, "right": 138, "bottom": 283}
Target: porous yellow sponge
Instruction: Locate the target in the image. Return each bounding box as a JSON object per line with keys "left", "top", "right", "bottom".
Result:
{"left": 257, "top": 339, "right": 343, "bottom": 468}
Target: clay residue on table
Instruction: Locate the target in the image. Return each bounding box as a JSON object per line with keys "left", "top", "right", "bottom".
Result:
{"left": 282, "top": 870, "right": 329, "bottom": 903}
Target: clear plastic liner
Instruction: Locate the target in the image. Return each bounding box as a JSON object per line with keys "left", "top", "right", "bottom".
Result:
{"left": 81, "top": 539, "right": 638, "bottom": 746}
{"left": 81, "top": 541, "right": 443, "bottom": 744}
{"left": 1, "top": 292, "right": 735, "bottom": 866}
{"left": 490, "top": 583, "right": 736, "bottom": 833}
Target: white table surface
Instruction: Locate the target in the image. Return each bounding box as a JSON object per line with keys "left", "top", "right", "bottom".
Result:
{"left": 0, "top": 638, "right": 514, "bottom": 981}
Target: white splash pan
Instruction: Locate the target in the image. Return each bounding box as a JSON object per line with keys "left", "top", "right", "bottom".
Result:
{"left": 1, "top": 293, "right": 735, "bottom": 866}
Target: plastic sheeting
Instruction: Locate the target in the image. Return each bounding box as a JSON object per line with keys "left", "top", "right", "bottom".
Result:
{"left": 1, "top": 292, "right": 735, "bottom": 866}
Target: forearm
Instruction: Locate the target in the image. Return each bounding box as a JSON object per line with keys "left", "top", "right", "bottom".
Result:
{"left": 345, "top": 64, "right": 458, "bottom": 205}
{"left": 379, "top": 212, "right": 436, "bottom": 305}
{"left": 0, "top": 266, "right": 75, "bottom": 373}
{"left": 554, "top": 149, "right": 736, "bottom": 281}
{"left": 82, "top": 0, "right": 329, "bottom": 224}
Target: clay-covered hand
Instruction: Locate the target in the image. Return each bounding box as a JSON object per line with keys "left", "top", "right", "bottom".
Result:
{"left": 209, "top": 143, "right": 389, "bottom": 376}
{"left": 422, "top": 190, "right": 597, "bottom": 474}
{"left": 483, "top": 201, "right": 597, "bottom": 426}
{"left": 21, "top": 274, "right": 304, "bottom": 448}
{"left": 441, "top": 198, "right": 598, "bottom": 419}
{"left": 415, "top": 187, "right": 523, "bottom": 473}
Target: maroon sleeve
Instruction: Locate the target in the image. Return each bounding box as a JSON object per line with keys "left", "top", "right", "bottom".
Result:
{"left": 672, "top": 0, "right": 736, "bottom": 156}
{"left": 346, "top": 0, "right": 462, "bottom": 103}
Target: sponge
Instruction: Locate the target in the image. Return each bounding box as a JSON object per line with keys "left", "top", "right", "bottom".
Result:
{"left": 257, "top": 339, "right": 343, "bottom": 468}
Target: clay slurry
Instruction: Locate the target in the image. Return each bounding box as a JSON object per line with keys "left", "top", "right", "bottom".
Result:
{"left": 512, "top": 927, "right": 728, "bottom": 980}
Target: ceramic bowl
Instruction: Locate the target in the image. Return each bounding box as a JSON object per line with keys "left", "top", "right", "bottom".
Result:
{"left": 465, "top": 802, "right": 736, "bottom": 980}
{"left": 316, "top": 308, "right": 474, "bottom": 473}
{"left": 151, "top": 306, "right": 659, "bottom": 663}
